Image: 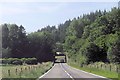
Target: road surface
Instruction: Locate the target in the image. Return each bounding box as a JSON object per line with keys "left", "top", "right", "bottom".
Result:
{"left": 39, "top": 63, "right": 110, "bottom": 80}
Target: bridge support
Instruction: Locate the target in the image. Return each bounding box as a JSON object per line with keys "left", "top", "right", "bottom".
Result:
{"left": 54, "top": 52, "right": 67, "bottom": 63}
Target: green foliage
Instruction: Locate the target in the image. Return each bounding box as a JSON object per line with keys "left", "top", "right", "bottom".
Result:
{"left": 1, "top": 24, "right": 55, "bottom": 62}
{"left": 111, "top": 41, "right": 120, "bottom": 63}
{"left": 2, "top": 24, "right": 27, "bottom": 58}
{"left": 82, "top": 26, "right": 91, "bottom": 39}
{"left": 27, "top": 31, "right": 55, "bottom": 62}
{"left": 64, "top": 7, "right": 120, "bottom": 64}
{"left": 1, "top": 58, "right": 37, "bottom": 65}
{"left": 23, "top": 58, "right": 37, "bottom": 65}
{"left": 85, "top": 43, "right": 107, "bottom": 64}
{"left": 2, "top": 48, "right": 11, "bottom": 58}
{"left": 2, "top": 58, "right": 21, "bottom": 64}
{"left": 105, "top": 33, "right": 119, "bottom": 61}
{"left": 69, "top": 62, "right": 118, "bottom": 78}
{"left": 12, "top": 60, "right": 23, "bottom": 65}
{"left": 1, "top": 62, "right": 53, "bottom": 78}
{"left": 2, "top": 24, "right": 9, "bottom": 49}
{"left": 57, "top": 20, "right": 71, "bottom": 43}
{"left": 55, "top": 42, "right": 64, "bottom": 52}
{"left": 1, "top": 7, "right": 120, "bottom": 64}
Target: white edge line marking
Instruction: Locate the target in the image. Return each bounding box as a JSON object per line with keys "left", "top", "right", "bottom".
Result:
{"left": 38, "top": 64, "right": 56, "bottom": 79}
{"left": 66, "top": 64, "right": 112, "bottom": 80}
{"left": 60, "top": 63, "right": 74, "bottom": 80}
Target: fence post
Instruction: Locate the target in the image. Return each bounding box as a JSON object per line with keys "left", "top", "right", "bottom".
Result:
{"left": 90, "top": 64, "right": 91, "bottom": 68}
{"left": 28, "top": 66, "right": 30, "bottom": 70}
{"left": 15, "top": 68, "right": 18, "bottom": 75}
{"left": 109, "top": 65, "right": 111, "bottom": 71}
{"left": 116, "top": 66, "right": 119, "bottom": 73}
{"left": 8, "top": 70, "right": 10, "bottom": 76}
{"left": 96, "top": 64, "right": 98, "bottom": 69}
{"left": 25, "top": 67, "right": 27, "bottom": 70}
{"left": 21, "top": 68, "right": 23, "bottom": 72}
{"left": 95, "top": 64, "right": 97, "bottom": 68}
{"left": 101, "top": 64, "right": 102, "bottom": 69}
{"left": 83, "top": 64, "right": 84, "bottom": 67}
{"left": 104, "top": 65, "right": 106, "bottom": 69}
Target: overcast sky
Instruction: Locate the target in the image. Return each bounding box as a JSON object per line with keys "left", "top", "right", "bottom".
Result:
{"left": 0, "top": 0, "right": 119, "bottom": 32}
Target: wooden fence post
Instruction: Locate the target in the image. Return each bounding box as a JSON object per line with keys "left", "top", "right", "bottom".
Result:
{"left": 96, "top": 64, "right": 99, "bottom": 69}
{"left": 15, "top": 68, "right": 18, "bottom": 75}
{"left": 104, "top": 65, "right": 106, "bottom": 69}
{"left": 89, "top": 65, "right": 91, "bottom": 68}
{"left": 21, "top": 68, "right": 23, "bottom": 72}
{"left": 25, "top": 67, "right": 27, "bottom": 70}
{"left": 109, "top": 65, "right": 111, "bottom": 71}
{"left": 116, "top": 66, "right": 119, "bottom": 73}
{"left": 101, "top": 64, "right": 102, "bottom": 69}
{"left": 28, "top": 66, "right": 30, "bottom": 70}
{"left": 8, "top": 70, "right": 10, "bottom": 76}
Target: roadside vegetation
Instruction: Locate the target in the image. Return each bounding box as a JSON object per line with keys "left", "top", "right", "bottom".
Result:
{"left": 68, "top": 61, "right": 119, "bottom": 79}
{"left": 65, "top": 7, "right": 120, "bottom": 79}
{"left": 1, "top": 4, "right": 120, "bottom": 79}
{"left": 1, "top": 61, "right": 53, "bottom": 79}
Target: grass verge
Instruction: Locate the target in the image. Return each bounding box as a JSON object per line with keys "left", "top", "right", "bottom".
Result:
{"left": 68, "top": 62, "right": 119, "bottom": 80}
{"left": 1, "top": 62, "right": 53, "bottom": 79}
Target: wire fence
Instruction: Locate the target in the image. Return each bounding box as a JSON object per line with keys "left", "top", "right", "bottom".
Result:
{"left": 81, "top": 63, "right": 120, "bottom": 73}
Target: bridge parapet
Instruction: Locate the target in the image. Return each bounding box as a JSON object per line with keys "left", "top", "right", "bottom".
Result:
{"left": 54, "top": 52, "right": 67, "bottom": 63}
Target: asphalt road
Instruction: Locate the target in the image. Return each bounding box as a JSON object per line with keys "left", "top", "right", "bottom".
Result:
{"left": 39, "top": 63, "right": 110, "bottom": 80}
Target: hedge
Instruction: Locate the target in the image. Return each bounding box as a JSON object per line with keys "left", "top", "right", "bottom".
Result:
{"left": 1, "top": 58, "right": 38, "bottom": 65}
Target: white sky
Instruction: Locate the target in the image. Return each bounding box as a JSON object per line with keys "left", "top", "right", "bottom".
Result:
{"left": 0, "top": 0, "right": 119, "bottom": 2}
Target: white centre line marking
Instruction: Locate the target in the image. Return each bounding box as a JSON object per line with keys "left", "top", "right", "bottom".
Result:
{"left": 60, "top": 63, "right": 75, "bottom": 80}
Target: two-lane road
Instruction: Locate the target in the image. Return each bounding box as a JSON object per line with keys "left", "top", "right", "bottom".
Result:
{"left": 39, "top": 63, "right": 110, "bottom": 80}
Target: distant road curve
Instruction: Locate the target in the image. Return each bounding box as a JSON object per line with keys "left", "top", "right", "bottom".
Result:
{"left": 38, "top": 63, "right": 110, "bottom": 80}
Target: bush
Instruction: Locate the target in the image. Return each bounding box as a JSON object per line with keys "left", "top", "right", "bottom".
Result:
{"left": 85, "top": 43, "right": 107, "bottom": 64}
{"left": 1, "top": 59, "right": 8, "bottom": 64}
{"left": 1, "top": 58, "right": 38, "bottom": 65}
{"left": 12, "top": 60, "right": 22, "bottom": 65}
{"left": 24, "top": 58, "right": 37, "bottom": 65}
{"left": 111, "top": 41, "right": 120, "bottom": 63}
{"left": 2, "top": 58, "right": 22, "bottom": 64}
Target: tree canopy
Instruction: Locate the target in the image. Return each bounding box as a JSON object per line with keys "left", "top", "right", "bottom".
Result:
{"left": 1, "top": 7, "right": 120, "bottom": 64}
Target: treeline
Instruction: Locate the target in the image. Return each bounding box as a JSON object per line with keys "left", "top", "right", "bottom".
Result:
{"left": 1, "top": 22, "right": 71, "bottom": 62}
{"left": 1, "top": 24, "right": 55, "bottom": 62}
{"left": 38, "top": 7, "right": 120, "bottom": 64}
{"left": 1, "top": 7, "right": 120, "bottom": 64}
{"left": 64, "top": 7, "right": 120, "bottom": 64}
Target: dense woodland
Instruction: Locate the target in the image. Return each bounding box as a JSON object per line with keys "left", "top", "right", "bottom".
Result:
{"left": 1, "top": 24, "right": 55, "bottom": 62}
{"left": 1, "top": 7, "right": 120, "bottom": 64}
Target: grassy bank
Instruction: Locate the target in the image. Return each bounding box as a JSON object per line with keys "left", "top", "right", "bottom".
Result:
{"left": 68, "top": 62, "right": 119, "bottom": 80}
{"left": 1, "top": 62, "right": 53, "bottom": 79}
